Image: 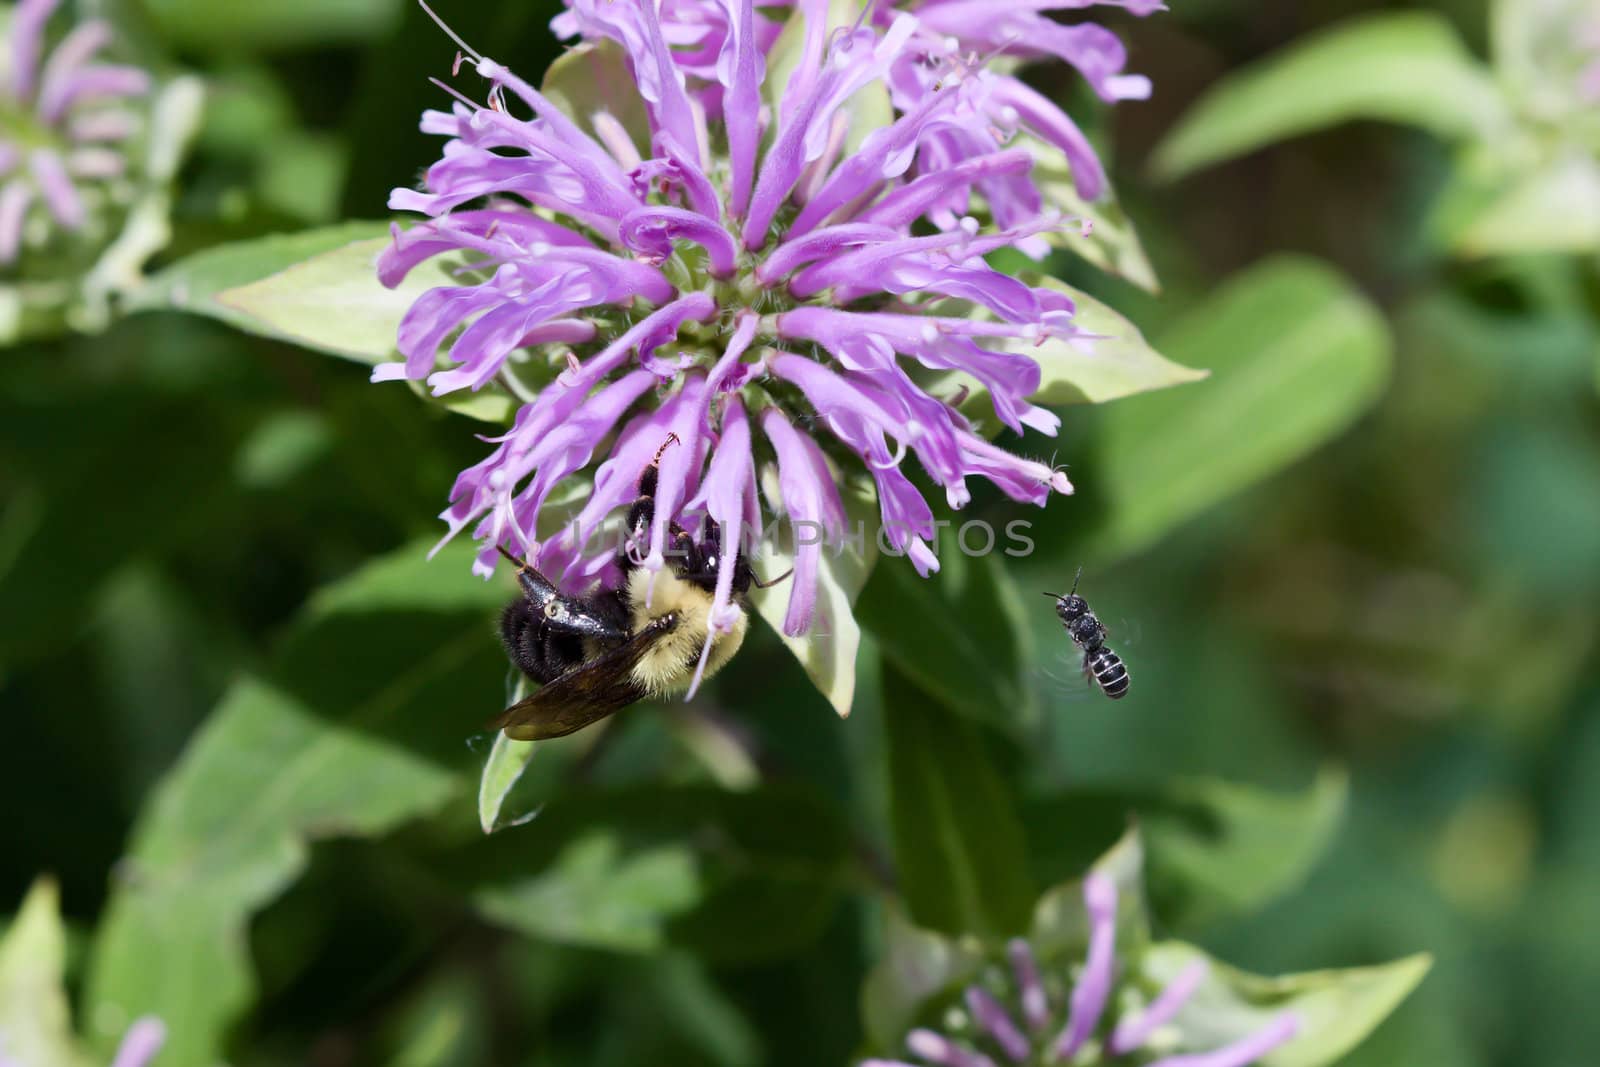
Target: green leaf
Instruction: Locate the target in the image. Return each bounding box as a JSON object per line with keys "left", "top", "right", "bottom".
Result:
{"left": 542, "top": 40, "right": 654, "bottom": 156}
{"left": 1141, "top": 941, "right": 1431, "bottom": 1067}
{"left": 1026, "top": 770, "right": 1349, "bottom": 933}
{"left": 1082, "top": 256, "right": 1391, "bottom": 559}
{"left": 477, "top": 729, "right": 539, "bottom": 835}
{"left": 475, "top": 832, "right": 702, "bottom": 953}
{"left": 1027, "top": 275, "right": 1206, "bottom": 405}
{"left": 856, "top": 527, "right": 1035, "bottom": 731}
{"left": 214, "top": 234, "right": 437, "bottom": 365}
{"left": 85, "top": 541, "right": 508, "bottom": 1066}
{"left": 129, "top": 222, "right": 393, "bottom": 344}
{"left": 1152, "top": 12, "right": 1509, "bottom": 181}
{"left": 446, "top": 783, "right": 851, "bottom": 963}
{"left": 1015, "top": 134, "right": 1160, "bottom": 291}
{"left": 750, "top": 471, "right": 879, "bottom": 717}
{"left": 882, "top": 663, "right": 1035, "bottom": 939}
{"left": 132, "top": 225, "right": 516, "bottom": 422}
{"left": 1147, "top": 769, "right": 1348, "bottom": 929}
{"left": 0, "top": 880, "right": 83, "bottom": 1067}
{"left": 142, "top": 0, "right": 401, "bottom": 50}
{"left": 1453, "top": 153, "right": 1600, "bottom": 257}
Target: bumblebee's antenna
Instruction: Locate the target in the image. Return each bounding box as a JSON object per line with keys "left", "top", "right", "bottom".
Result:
{"left": 1069, "top": 566, "right": 1083, "bottom": 596}
{"left": 1040, "top": 590, "right": 1063, "bottom": 599}
{"left": 751, "top": 567, "right": 795, "bottom": 589}
{"left": 651, "top": 432, "right": 681, "bottom": 469}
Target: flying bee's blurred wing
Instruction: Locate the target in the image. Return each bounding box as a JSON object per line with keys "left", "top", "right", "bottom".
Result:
{"left": 488, "top": 614, "right": 678, "bottom": 741}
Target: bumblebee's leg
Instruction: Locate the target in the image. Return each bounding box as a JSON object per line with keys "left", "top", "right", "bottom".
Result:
{"left": 500, "top": 599, "right": 553, "bottom": 681}
{"left": 499, "top": 546, "right": 629, "bottom": 642}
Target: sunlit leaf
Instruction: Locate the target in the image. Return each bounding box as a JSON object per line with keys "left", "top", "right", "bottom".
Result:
{"left": 1082, "top": 256, "right": 1391, "bottom": 559}
{"left": 0, "top": 880, "right": 82, "bottom": 1067}
{"left": 1453, "top": 153, "right": 1600, "bottom": 257}
{"left": 1152, "top": 13, "right": 1510, "bottom": 181}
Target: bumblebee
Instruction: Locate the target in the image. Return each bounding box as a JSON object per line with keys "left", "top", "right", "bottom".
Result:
{"left": 489, "top": 437, "right": 785, "bottom": 740}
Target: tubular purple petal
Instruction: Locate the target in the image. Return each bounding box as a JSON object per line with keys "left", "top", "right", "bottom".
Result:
{"left": 1052, "top": 872, "right": 1118, "bottom": 1060}
{"left": 905, "top": 1028, "right": 998, "bottom": 1067}
{"left": 621, "top": 205, "right": 739, "bottom": 276}
{"left": 108, "top": 1017, "right": 168, "bottom": 1067}
{"left": 1007, "top": 938, "right": 1051, "bottom": 1032}
{"left": 723, "top": 0, "right": 762, "bottom": 218}
{"left": 1143, "top": 1013, "right": 1300, "bottom": 1067}
{"left": 1110, "top": 960, "right": 1210, "bottom": 1054}
{"left": 761, "top": 406, "right": 845, "bottom": 635}
{"left": 965, "top": 986, "right": 1029, "bottom": 1063}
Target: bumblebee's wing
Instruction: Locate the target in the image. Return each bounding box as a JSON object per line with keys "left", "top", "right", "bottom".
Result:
{"left": 488, "top": 614, "right": 677, "bottom": 741}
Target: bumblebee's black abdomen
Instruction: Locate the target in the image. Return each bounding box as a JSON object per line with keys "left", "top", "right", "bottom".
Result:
{"left": 1087, "top": 647, "right": 1130, "bottom": 700}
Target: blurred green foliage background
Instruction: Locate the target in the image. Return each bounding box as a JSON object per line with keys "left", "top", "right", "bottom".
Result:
{"left": 3, "top": 0, "right": 1599, "bottom": 1065}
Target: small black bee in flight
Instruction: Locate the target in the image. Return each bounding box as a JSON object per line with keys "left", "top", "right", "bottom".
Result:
{"left": 1044, "top": 568, "right": 1130, "bottom": 700}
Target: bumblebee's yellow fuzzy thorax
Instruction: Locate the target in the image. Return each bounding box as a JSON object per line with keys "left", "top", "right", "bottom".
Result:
{"left": 624, "top": 566, "right": 748, "bottom": 697}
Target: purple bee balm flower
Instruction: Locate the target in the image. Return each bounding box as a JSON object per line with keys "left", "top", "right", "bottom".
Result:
{"left": 380, "top": 0, "right": 1101, "bottom": 682}
{"left": 864, "top": 874, "right": 1299, "bottom": 1067}
{"left": 556, "top": 0, "right": 1160, "bottom": 250}
{"left": 0, "top": 0, "right": 151, "bottom": 264}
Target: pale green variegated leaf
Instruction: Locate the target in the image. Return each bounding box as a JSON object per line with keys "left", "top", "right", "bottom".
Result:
{"left": 1152, "top": 12, "right": 1510, "bottom": 181}
{"left": 85, "top": 542, "right": 508, "bottom": 1067}
{"left": 129, "top": 222, "right": 393, "bottom": 336}
{"left": 1027, "top": 275, "right": 1207, "bottom": 405}
{"left": 1454, "top": 153, "right": 1600, "bottom": 257}
{"left": 478, "top": 710, "right": 537, "bottom": 835}
{"left": 0, "top": 880, "right": 84, "bottom": 1067}
{"left": 475, "top": 833, "right": 702, "bottom": 952}
{"left": 1014, "top": 134, "right": 1160, "bottom": 291}
{"left": 925, "top": 276, "right": 1202, "bottom": 427}
{"left": 134, "top": 225, "right": 517, "bottom": 422}
{"left": 1083, "top": 256, "right": 1391, "bottom": 560}
{"left": 542, "top": 40, "right": 653, "bottom": 155}
{"left": 750, "top": 472, "right": 878, "bottom": 717}
{"left": 217, "top": 235, "right": 437, "bottom": 363}
{"left": 1143, "top": 941, "right": 1431, "bottom": 1067}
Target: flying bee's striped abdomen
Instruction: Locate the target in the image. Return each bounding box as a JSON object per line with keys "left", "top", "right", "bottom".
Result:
{"left": 1086, "top": 647, "right": 1130, "bottom": 700}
